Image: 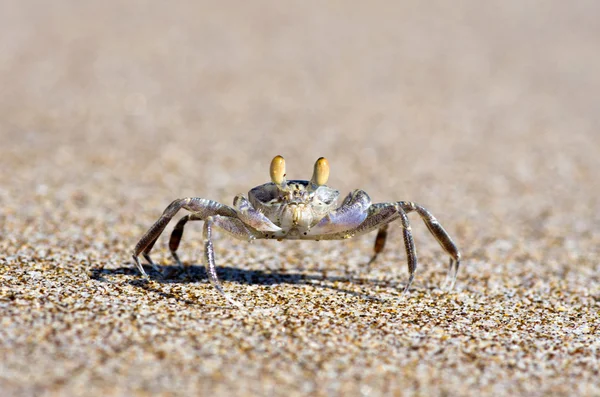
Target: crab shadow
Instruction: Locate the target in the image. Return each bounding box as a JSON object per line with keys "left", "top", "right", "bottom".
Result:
{"left": 90, "top": 263, "right": 402, "bottom": 303}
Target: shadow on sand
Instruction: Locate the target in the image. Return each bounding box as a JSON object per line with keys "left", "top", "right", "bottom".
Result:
{"left": 90, "top": 263, "right": 402, "bottom": 304}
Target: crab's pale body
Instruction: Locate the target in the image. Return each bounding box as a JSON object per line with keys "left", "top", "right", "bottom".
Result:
{"left": 246, "top": 180, "right": 370, "bottom": 240}
{"left": 132, "top": 156, "right": 461, "bottom": 306}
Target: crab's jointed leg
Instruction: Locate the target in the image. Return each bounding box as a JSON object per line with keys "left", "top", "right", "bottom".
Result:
{"left": 166, "top": 194, "right": 279, "bottom": 267}
{"left": 350, "top": 204, "right": 417, "bottom": 293}
{"left": 398, "top": 201, "right": 461, "bottom": 290}
{"left": 396, "top": 207, "right": 418, "bottom": 293}
{"left": 364, "top": 201, "right": 461, "bottom": 291}
{"left": 168, "top": 213, "right": 203, "bottom": 266}
{"left": 368, "top": 224, "right": 389, "bottom": 265}
{"left": 203, "top": 215, "right": 258, "bottom": 308}
{"left": 132, "top": 197, "right": 237, "bottom": 275}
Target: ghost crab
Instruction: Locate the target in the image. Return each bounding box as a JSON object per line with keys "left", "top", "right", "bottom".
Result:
{"left": 132, "top": 156, "right": 461, "bottom": 306}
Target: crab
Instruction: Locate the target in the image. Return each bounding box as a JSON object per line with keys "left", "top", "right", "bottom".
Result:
{"left": 132, "top": 156, "right": 461, "bottom": 306}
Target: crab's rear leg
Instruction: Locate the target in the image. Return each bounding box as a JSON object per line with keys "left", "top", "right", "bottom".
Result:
{"left": 167, "top": 213, "right": 203, "bottom": 266}
{"left": 368, "top": 224, "right": 389, "bottom": 265}
{"left": 132, "top": 198, "right": 236, "bottom": 276}
{"left": 398, "top": 201, "right": 461, "bottom": 290}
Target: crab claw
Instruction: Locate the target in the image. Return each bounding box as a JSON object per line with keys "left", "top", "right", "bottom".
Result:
{"left": 234, "top": 194, "right": 282, "bottom": 232}
{"left": 239, "top": 210, "right": 282, "bottom": 232}
{"left": 306, "top": 190, "right": 370, "bottom": 236}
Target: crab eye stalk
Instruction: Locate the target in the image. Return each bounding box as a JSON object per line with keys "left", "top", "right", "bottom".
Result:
{"left": 270, "top": 155, "right": 286, "bottom": 186}
{"left": 311, "top": 157, "right": 329, "bottom": 186}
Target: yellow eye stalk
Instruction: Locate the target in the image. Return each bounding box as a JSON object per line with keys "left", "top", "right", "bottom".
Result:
{"left": 270, "top": 155, "right": 286, "bottom": 186}
{"left": 311, "top": 157, "right": 329, "bottom": 186}
{"left": 271, "top": 155, "right": 329, "bottom": 187}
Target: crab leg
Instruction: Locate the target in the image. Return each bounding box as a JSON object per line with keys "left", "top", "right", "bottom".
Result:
{"left": 368, "top": 224, "right": 389, "bottom": 265}
{"left": 132, "top": 198, "right": 237, "bottom": 275}
{"left": 203, "top": 215, "right": 258, "bottom": 308}
{"left": 168, "top": 213, "right": 203, "bottom": 266}
{"left": 397, "top": 201, "right": 461, "bottom": 290}
{"left": 351, "top": 204, "right": 417, "bottom": 293}
{"left": 363, "top": 201, "right": 461, "bottom": 290}
{"left": 397, "top": 208, "right": 418, "bottom": 294}
{"left": 167, "top": 194, "right": 280, "bottom": 266}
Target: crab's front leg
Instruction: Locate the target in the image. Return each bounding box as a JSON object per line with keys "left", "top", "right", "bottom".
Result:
{"left": 203, "top": 215, "right": 261, "bottom": 308}
{"left": 167, "top": 194, "right": 281, "bottom": 266}
{"left": 361, "top": 202, "right": 461, "bottom": 291}
{"left": 350, "top": 205, "right": 418, "bottom": 293}
{"left": 132, "top": 198, "right": 237, "bottom": 275}
{"left": 398, "top": 201, "right": 461, "bottom": 290}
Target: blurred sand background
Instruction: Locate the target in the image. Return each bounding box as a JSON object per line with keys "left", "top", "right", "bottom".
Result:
{"left": 1, "top": 1, "right": 599, "bottom": 396}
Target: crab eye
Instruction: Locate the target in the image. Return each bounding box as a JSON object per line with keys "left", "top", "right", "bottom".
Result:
{"left": 270, "top": 155, "right": 286, "bottom": 186}
{"left": 311, "top": 157, "right": 329, "bottom": 186}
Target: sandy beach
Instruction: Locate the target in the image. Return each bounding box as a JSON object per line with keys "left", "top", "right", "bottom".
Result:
{"left": 1, "top": 1, "right": 599, "bottom": 396}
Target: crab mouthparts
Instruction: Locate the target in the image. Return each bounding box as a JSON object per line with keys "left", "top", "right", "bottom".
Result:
{"left": 286, "top": 204, "right": 312, "bottom": 228}
{"left": 292, "top": 206, "right": 302, "bottom": 225}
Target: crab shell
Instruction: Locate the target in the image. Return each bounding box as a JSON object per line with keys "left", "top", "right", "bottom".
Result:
{"left": 244, "top": 156, "right": 366, "bottom": 238}
{"left": 249, "top": 180, "right": 339, "bottom": 233}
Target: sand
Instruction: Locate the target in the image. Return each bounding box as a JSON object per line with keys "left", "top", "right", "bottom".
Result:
{"left": 1, "top": 1, "right": 599, "bottom": 396}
